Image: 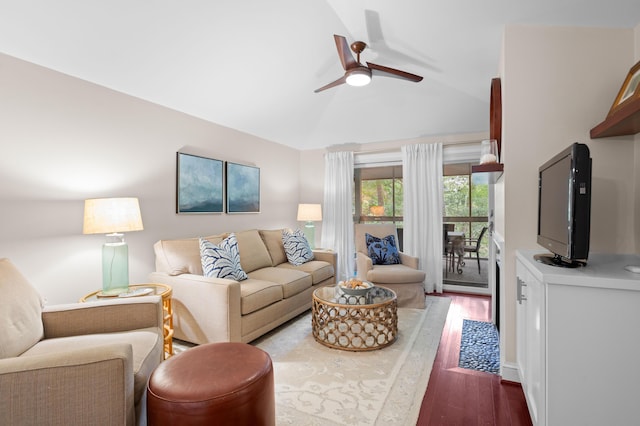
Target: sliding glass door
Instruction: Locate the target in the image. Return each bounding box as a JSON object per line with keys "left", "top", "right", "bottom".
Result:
{"left": 443, "top": 163, "right": 489, "bottom": 287}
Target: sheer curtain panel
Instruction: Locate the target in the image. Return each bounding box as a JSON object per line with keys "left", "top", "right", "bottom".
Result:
{"left": 321, "top": 151, "right": 355, "bottom": 280}
{"left": 402, "top": 143, "right": 443, "bottom": 293}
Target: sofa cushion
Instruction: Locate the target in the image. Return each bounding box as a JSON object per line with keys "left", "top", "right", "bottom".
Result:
{"left": 366, "top": 233, "right": 401, "bottom": 265}
{"left": 235, "top": 230, "right": 273, "bottom": 274}
{"left": 0, "top": 258, "right": 44, "bottom": 359}
{"left": 154, "top": 234, "right": 228, "bottom": 276}
{"left": 277, "top": 260, "right": 334, "bottom": 285}
{"left": 367, "top": 264, "right": 426, "bottom": 284}
{"left": 200, "top": 235, "right": 248, "bottom": 281}
{"left": 282, "top": 229, "right": 314, "bottom": 266}
{"left": 20, "top": 327, "right": 162, "bottom": 405}
{"left": 248, "top": 267, "right": 312, "bottom": 298}
{"left": 238, "top": 279, "right": 284, "bottom": 315}
{"left": 259, "top": 229, "right": 288, "bottom": 266}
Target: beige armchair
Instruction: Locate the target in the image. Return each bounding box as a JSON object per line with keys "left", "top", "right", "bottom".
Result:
{"left": 355, "top": 224, "right": 426, "bottom": 308}
{"left": 0, "top": 258, "right": 164, "bottom": 425}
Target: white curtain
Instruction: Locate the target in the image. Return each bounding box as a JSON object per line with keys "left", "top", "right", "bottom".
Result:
{"left": 402, "top": 143, "right": 443, "bottom": 293}
{"left": 321, "top": 151, "right": 354, "bottom": 280}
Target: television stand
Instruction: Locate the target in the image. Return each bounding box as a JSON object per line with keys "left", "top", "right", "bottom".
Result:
{"left": 533, "top": 253, "right": 586, "bottom": 268}
{"left": 517, "top": 250, "right": 640, "bottom": 425}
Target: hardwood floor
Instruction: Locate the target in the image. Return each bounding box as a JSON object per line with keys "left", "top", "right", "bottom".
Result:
{"left": 417, "top": 292, "right": 532, "bottom": 426}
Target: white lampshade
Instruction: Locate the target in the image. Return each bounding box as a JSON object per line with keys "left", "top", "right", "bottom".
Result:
{"left": 297, "top": 204, "right": 322, "bottom": 222}
{"left": 83, "top": 198, "right": 144, "bottom": 235}
{"left": 83, "top": 197, "right": 143, "bottom": 296}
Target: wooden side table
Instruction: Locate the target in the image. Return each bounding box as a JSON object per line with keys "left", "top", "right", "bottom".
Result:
{"left": 79, "top": 283, "right": 174, "bottom": 359}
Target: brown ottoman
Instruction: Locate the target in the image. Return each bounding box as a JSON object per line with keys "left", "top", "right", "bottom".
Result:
{"left": 147, "top": 342, "right": 275, "bottom": 426}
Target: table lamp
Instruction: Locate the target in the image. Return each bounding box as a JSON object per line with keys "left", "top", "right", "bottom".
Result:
{"left": 83, "top": 197, "right": 144, "bottom": 295}
{"left": 297, "top": 203, "right": 322, "bottom": 249}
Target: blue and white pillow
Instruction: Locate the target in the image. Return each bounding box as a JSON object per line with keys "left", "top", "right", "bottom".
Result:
{"left": 282, "top": 229, "right": 314, "bottom": 266}
{"left": 199, "top": 234, "right": 248, "bottom": 281}
{"left": 365, "top": 233, "right": 401, "bottom": 265}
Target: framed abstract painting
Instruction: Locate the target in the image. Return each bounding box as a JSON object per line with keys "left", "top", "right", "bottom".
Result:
{"left": 226, "top": 161, "right": 260, "bottom": 213}
{"left": 176, "top": 152, "right": 224, "bottom": 214}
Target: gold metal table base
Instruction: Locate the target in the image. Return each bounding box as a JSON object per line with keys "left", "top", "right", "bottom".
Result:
{"left": 311, "top": 286, "right": 398, "bottom": 351}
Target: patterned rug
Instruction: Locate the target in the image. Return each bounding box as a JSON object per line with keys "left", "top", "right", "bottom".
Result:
{"left": 176, "top": 296, "right": 451, "bottom": 425}
{"left": 458, "top": 319, "right": 500, "bottom": 374}
{"left": 254, "top": 295, "right": 451, "bottom": 425}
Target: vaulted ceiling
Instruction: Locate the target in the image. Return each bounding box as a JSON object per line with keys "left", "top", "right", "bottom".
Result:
{"left": 1, "top": 1, "right": 639, "bottom": 150}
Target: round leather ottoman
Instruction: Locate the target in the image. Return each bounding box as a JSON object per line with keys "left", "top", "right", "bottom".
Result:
{"left": 147, "top": 342, "right": 275, "bottom": 426}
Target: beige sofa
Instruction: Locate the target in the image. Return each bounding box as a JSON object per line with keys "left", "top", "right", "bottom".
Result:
{"left": 149, "top": 229, "right": 337, "bottom": 345}
{"left": 0, "top": 258, "right": 164, "bottom": 426}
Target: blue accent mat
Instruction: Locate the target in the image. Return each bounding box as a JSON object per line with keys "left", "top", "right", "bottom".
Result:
{"left": 458, "top": 319, "right": 500, "bottom": 374}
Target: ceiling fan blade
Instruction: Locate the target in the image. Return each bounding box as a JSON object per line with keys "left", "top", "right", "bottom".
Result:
{"left": 314, "top": 75, "right": 348, "bottom": 93}
{"left": 334, "top": 34, "right": 358, "bottom": 70}
{"left": 367, "top": 62, "right": 423, "bottom": 82}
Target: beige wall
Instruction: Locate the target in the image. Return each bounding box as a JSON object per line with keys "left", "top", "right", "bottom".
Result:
{"left": 500, "top": 25, "right": 637, "bottom": 366}
{"left": 0, "top": 53, "right": 301, "bottom": 305}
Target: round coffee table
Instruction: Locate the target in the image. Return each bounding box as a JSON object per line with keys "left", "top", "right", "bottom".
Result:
{"left": 311, "top": 285, "right": 397, "bottom": 351}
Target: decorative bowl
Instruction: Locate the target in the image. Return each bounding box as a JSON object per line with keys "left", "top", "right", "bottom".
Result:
{"left": 338, "top": 279, "right": 373, "bottom": 296}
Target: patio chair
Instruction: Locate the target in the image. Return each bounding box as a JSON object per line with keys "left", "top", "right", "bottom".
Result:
{"left": 462, "top": 226, "right": 488, "bottom": 274}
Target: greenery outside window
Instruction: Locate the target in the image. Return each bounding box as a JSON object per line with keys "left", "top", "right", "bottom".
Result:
{"left": 443, "top": 163, "right": 489, "bottom": 258}
{"left": 354, "top": 165, "right": 404, "bottom": 248}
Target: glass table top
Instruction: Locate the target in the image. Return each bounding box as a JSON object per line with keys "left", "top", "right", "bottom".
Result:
{"left": 313, "top": 285, "right": 396, "bottom": 306}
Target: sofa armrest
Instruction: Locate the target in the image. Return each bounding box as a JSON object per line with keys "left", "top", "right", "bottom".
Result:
{"left": 0, "top": 343, "right": 135, "bottom": 425}
{"left": 148, "top": 272, "right": 242, "bottom": 344}
{"left": 42, "top": 295, "right": 163, "bottom": 339}
{"left": 355, "top": 252, "right": 373, "bottom": 281}
{"left": 399, "top": 252, "right": 419, "bottom": 269}
{"left": 312, "top": 249, "right": 337, "bottom": 272}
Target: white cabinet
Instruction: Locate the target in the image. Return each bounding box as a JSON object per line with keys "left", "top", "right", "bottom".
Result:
{"left": 516, "top": 250, "right": 640, "bottom": 426}
{"left": 515, "top": 260, "right": 545, "bottom": 425}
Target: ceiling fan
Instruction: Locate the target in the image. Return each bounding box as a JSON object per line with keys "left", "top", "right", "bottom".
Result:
{"left": 314, "top": 34, "right": 423, "bottom": 93}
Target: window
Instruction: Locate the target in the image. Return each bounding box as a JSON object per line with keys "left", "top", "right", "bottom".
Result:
{"left": 354, "top": 165, "right": 404, "bottom": 248}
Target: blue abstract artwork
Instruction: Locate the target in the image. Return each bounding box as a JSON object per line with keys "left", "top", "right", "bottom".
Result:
{"left": 176, "top": 152, "right": 224, "bottom": 213}
{"left": 226, "top": 162, "right": 260, "bottom": 213}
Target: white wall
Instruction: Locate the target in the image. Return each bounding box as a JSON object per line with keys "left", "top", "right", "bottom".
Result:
{"left": 500, "top": 25, "right": 637, "bottom": 366}
{"left": 0, "top": 53, "right": 301, "bottom": 305}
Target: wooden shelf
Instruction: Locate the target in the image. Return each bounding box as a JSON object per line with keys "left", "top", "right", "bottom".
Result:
{"left": 472, "top": 163, "right": 504, "bottom": 184}
{"left": 590, "top": 96, "right": 640, "bottom": 138}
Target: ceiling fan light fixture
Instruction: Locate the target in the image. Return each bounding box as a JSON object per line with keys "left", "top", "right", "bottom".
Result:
{"left": 346, "top": 68, "right": 372, "bottom": 87}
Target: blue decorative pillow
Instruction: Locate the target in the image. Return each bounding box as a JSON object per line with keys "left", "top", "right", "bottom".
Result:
{"left": 365, "top": 233, "right": 401, "bottom": 265}
{"left": 199, "top": 234, "right": 248, "bottom": 281}
{"left": 282, "top": 229, "right": 314, "bottom": 266}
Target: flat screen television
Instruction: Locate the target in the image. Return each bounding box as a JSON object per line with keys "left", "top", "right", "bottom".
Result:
{"left": 535, "top": 142, "right": 592, "bottom": 267}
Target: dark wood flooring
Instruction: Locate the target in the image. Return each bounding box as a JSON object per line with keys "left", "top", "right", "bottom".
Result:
{"left": 417, "top": 292, "right": 532, "bottom": 426}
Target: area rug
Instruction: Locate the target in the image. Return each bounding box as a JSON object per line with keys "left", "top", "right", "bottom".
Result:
{"left": 458, "top": 319, "right": 500, "bottom": 374}
{"left": 251, "top": 295, "right": 451, "bottom": 425}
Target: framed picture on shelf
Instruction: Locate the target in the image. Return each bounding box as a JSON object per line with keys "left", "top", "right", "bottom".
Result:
{"left": 226, "top": 161, "right": 260, "bottom": 213}
{"left": 176, "top": 152, "right": 224, "bottom": 214}
{"left": 608, "top": 60, "right": 640, "bottom": 117}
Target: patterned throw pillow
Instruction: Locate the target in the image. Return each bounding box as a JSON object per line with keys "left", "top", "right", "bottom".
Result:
{"left": 199, "top": 234, "right": 248, "bottom": 281}
{"left": 365, "top": 233, "right": 401, "bottom": 265}
{"left": 282, "top": 229, "right": 314, "bottom": 266}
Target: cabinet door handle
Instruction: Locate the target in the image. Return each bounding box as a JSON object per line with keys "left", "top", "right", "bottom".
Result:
{"left": 517, "top": 277, "right": 527, "bottom": 304}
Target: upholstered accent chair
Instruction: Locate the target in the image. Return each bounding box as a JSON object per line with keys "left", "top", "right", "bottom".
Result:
{"left": 0, "top": 258, "right": 164, "bottom": 425}
{"left": 354, "top": 224, "right": 426, "bottom": 308}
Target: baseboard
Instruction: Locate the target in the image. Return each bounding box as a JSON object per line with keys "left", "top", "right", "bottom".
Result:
{"left": 500, "top": 361, "right": 520, "bottom": 383}
{"left": 442, "top": 284, "right": 491, "bottom": 296}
